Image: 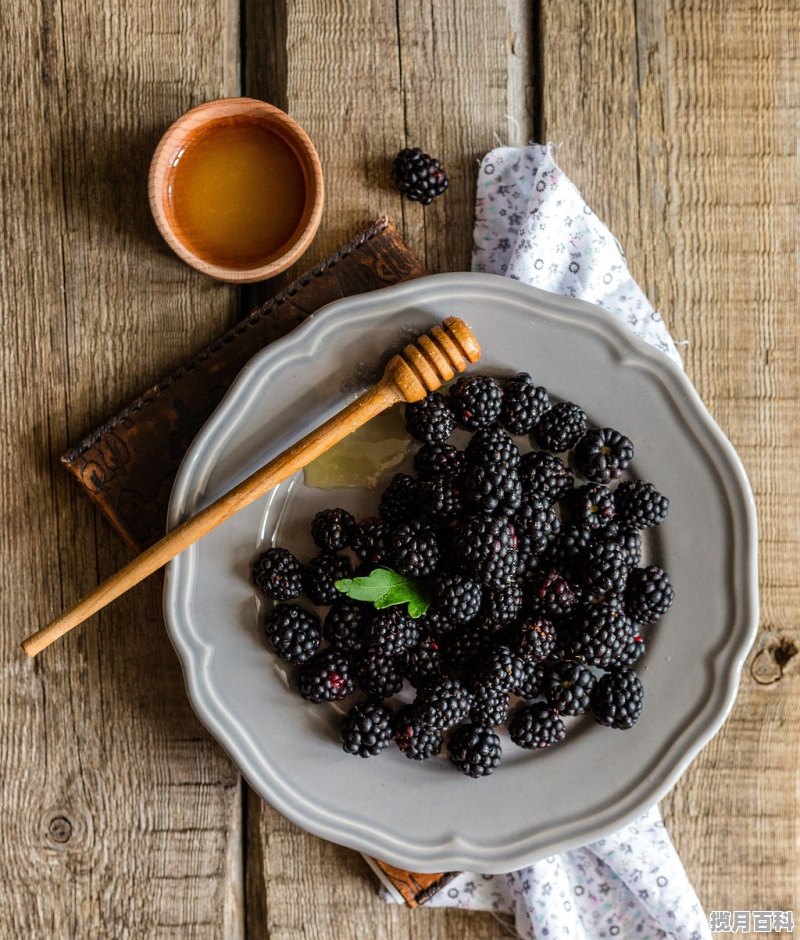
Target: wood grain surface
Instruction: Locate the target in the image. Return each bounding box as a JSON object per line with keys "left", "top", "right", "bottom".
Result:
{"left": 2, "top": 1, "right": 797, "bottom": 938}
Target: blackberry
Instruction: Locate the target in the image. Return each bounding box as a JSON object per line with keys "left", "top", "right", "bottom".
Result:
{"left": 418, "top": 475, "right": 463, "bottom": 523}
{"left": 379, "top": 473, "right": 420, "bottom": 524}
{"left": 469, "top": 685, "right": 510, "bottom": 727}
{"left": 546, "top": 524, "right": 592, "bottom": 575}
{"left": 513, "top": 660, "right": 548, "bottom": 699}
{"left": 534, "top": 401, "right": 587, "bottom": 452}
{"left": 500, "top": 373, "right": 551, "bottom": 434}
{"left": 456, "top": 515, "right": 519, "bottom": 585}
{"left": 449, "top": 375, "right": 503, "bottom": 430}
{"left": 388, "top": 519, "right": 440, "bottom": 577}
{"left": 251, "top": 548, "right": 303, "bottom": 601}
{"left": 434, "top": 572, "right": 482, "bottom": 623}
{"left": 563, "top": 483, "right": 616, "bottom": 531}
{"left": 543, "top": 662, "right": 595, "bottom": 716}
{"left": 357, "top": 649, "right": 404, "bottom": 699}
{"left": 447, "top": 724, "right": 502, "bottom": 778}
{"left": 323, "top": 599, "right": 367, "bottom": 652}
{"left": 463, "top": 462, "right": 522, "bottom": 516}
{"left": 341, "top": 701, "right": 393, "bottom": 757}
{"left": 297, "top": 650, "right": 354, "bottom": 703}
{"left": 416, "top": 608, "right": 457, "bottom": 637}
{"left": 471, "top": 644, "right": 525, "bottom": 693}
{"left": 364, "top": 608, "right": 420, "bottom": 656}
{"left": 412, "top": 677, "right": 472, "bottom": 731}
{"left": 591, "top": 669, "right": 644, "bottom": 729}
{"left": 579, "top": 539, "right": 629, "bottom": 598}
{"left": 393, "top": 706, "right": 443, "bottom": 760}
{"left": 413, "top": 442, "right": 467, "bottom": 480}
{"left": 509, "top": 704, "right": 567, "bottom": 750}
{"left": 563, "top": 602, "right": 635, "bottom": 668}
{"left": 512, "top": 614, "right": 557, "bottom": 662}
{"left": 405, "top": 392, "right": 456, "bottom": 443}
{"left": 625, "top": 566, "right": 675, "bottom": 623}
{"left": 263, "top": 604, "right": 322, "bottom": 663}
{"left": 303, "top": 553, "right": 353, "bottom": 605}
{"left": 601, "top": 524, "right": 642, "bottom": 568}
{"left": 526, "top": 568, "right": 580, "bottom": 621}
{"left": 480, "top": 581, "right": 523, "bottom": 624}
{"left": 351, "top": 517, "right": 390, "bottom": 565}
{"left": 403, "top": 633, "right": 445, "bottom": 687}
{"left": 311, "top": 507, "right": 356, "bottom": 552}
{"left": 466, "top": 424, "right": 521, "bottom": 469}
{"left": 519, "top": 451, "right": 574, "bottom": 504}
{"left": 611, "top": 630, "right": 646, "bottom": 669}
{"left": 574, "top": 427, "right": 634, "bottom": 484}
{"left": 391, "top": 147, "right": 449, "bottom": 204}
{"left": 440, "top": 623, "right": 494, "bottom": 677}
{"left": 515, "top": 498, "right": 561, "bottom": 572}
{"left": 614, "top": 480, "right": 669, "bottom": 529}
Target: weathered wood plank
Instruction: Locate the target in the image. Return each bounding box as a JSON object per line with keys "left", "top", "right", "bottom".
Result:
{"left": 0, "top": 0, "right": 245, "bottom": 935}
{"left": 539, "top": 0, "right": 800, "bottom": 920}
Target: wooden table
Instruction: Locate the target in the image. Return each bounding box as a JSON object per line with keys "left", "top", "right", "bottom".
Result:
{"left": 3, "top": 2, "right": 798, "bottom": 936}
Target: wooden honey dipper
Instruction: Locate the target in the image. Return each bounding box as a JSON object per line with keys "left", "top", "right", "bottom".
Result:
{"left": 22, "top": 317, "right": 480, "bottom": 657}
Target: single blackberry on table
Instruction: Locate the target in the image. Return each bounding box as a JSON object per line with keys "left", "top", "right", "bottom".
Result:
{"left": 413, "top": 442, "right": 467, "bottom": 480}
{"left": 500, "top": 373, "right": 551, "bottom": 434}
{"left": 614, "top": 480, "right": 669, "bottom": 529}
{"left": 574, "top": 427, "right": 634, "bottom": 484}
{"left": 463, "top": 461, "right": 522, "bottom": 516}
{"left": 303, "top": 553, "right": 353, "bottom": 605}
{"left": 543, "top": 662, "right": 596, "bottom": 716}
{"left": 563, "top": 601, "right": 636, "bottom": 668}
{"left": 466, "top": 424, "right": 521, "bottom": 469}
{"left": 341, "top": 701, "right": 393, "bottom": 757}
{"left": 525, "top": 568, "right": 580, "bottom": 621}
{"left": 519, "top": 451, "right": 574, "bottom": 504}
{"left": 456, "top": 514, "right": 519, "bottom": 585}
{"left": 412, "top": 677, "right": 472, "bottom": 731}
{"left": 311, "top": 507, "right": 356, "bottom": 552}
{"left": 471, "top": 643, "right": 525, "bottom": 693}
{"left": 251, "top": 547, "right": 303, "bottom": 601}
{"left": 600, "top": 524, "right": 642, "bottom": 569}
{"left": 351, "top": 517, "right": 390, "bottom": 565}
{"left": 546, "top": 524, "right": 592, "bottom": 575}
{"left": 447, "top": 724, "right": 502, "bottom": 778}
{"left": 403, "top": 633, "right": 445, "bottom": 687}
{"left": 511, "top": 614, "right": 557, "bottom": 662}
{"left": 563, "top": 483, "right": 616, "bottom": 531}
{"left": 363, "top": 608, "right": 420, "bottom": 657}
{"left": 357, "top": 649, "right": 405, "bottom": 699}
{"left": 534, "top": 401, "right": 588, "bottom": 453}
{"left": 513, "top": 659, "right": 548, "bottom": 699}
{"left": 405, "top": 392, "right": 456, "bottom": 443}
{"left": 480, "top": 580, "right": 523, "bottom": 624}
{"left": 418, "top": 475, "right": 463, "bottom": 523}
{"left": 469, "top": 685, "right": 510, "bottom": 727}
{"left": 388, "top": 519, "right": 440, "bottom": 577}
{"left": 509, "top": 704, "right": 566, "bottom": 750}
{"left": 391, "top": 147, "right": 449, "bottom": 204}
{"left": 434, "top": 572, "right": 483, "bottom": 623}
{"left": 579, "top": 539, "right": 629, "bottom": 598}
{"left": 379, "top": 473, "right": 420, "bottom": 524}
{"left": 515, "top": 498, "right": 561, "bottom": 572}
{"left": 297, "top": 649, "right": 354, "bottom": 703}
{"left": 449, "top": 375, "right": 503, "bottom": 430}
{"left": 263, "top": 604, "right": 322, "bottom": 663}
{"left": 323, "top": 599, "right": 367, "bottom": 652}
{"left": 625, "top": 565, "right": 675, "bottom": 623}
{"left": 393, "top": 706, "right": 444, "bottom": 760}
{"left": 591, "top": 668, "right": 644, "bottom": 729}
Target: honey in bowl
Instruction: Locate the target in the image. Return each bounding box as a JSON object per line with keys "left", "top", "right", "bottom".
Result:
{"left": 167, "top": 118, "right": 307, "bottom": 269}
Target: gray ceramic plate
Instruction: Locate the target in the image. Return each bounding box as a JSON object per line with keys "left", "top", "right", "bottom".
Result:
{"left": 164, "top": 272, "right": 758, "bottom": 874}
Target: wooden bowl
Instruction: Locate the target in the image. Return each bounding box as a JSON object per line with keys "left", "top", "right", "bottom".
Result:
{"left": 148, "top": 98, "right": 324, "bottom": 283}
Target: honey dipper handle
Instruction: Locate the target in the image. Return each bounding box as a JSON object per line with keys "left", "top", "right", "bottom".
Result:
{"left": 22, "top": 381, "right": 401, "bottom": 658}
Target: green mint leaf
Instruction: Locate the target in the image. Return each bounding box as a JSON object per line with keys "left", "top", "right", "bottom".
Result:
{"left": 335, "top": 567, "right": 430, "bottom": 617}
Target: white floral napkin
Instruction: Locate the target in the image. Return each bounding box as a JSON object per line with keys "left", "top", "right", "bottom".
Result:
{"left": 381, "top": 144, "right": 710, "bottom": 940}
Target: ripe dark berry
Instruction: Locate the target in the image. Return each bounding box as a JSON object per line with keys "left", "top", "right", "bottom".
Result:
{"left": 251, "top": 548, "right": 303, "bottom": 601}
{"left": 526, "top": 568, "right": 580, "bottom": 621}
{"left": 515, "top": 498, "right": 561, "bottom": 572}
{"left": 311, "top": 507, "right": 356, "bottom": 552}
{"left": 418, "top": 475, "right": 463, "bottom": 523}
{"left": 463, "top": 462, "right": 522, "bottom": 516}
{"left": 297, "top": 650, "right": 354, "bottom": 703}
{"left": 546, "top": 524, "right": 592, "bottom": 574}
{"left": 388, "top": 519, "right": 440, "bottom": 577}
{"left": 448, "top": 724, "right": 502, "bottom": 778}
{"left": 614, "top": 480, "right": 669, "bottom": 529}
{"left": 511, "top": 614, "right": 557, "bottom": 662}
{"left": 509, "top": 704, "right": 566, "bottom": 750}
{"left": 393, "top": 706, "right": 443, "bottom": 760}
{"left": 351, "top": 517, "right": 390, "bottom": 565}
{"left": 434, "top": 572, "right": 482, "bottom": 623}
{"left": 591, "top": 669, "right": 644, "bottom": 729}
{"left": 563, "top": 601, "right": 636, "bottom": 668}
{"left": 563, "top": 483, "right": 616, "bottom": 531}
{"left": 357, "top": 649, "right": 405, "bottom": 699}
{"left": 413, "top": 442, "right": 467, "bottom": 480}
{"left": 379, "top": 473, "right": 420, "bottom": 524}
{"left": 449, "top": 375, "right": 503, "bottom": 430}
{"left": 480, "top": 581, "right": 523, "bottom": 624}
{"left": 534, "top": 401, "right": 587, "bottom": 452}
{"left": 514, "top": 660, "right": 548, "bottom": 699}
{"left": 601, "top": 524, "right": 642, "bottom": 568}
{"left": 574, "top": 427, "right": 634, "bottom": 483}
{"left": 323, "top": 599, "right": 367, "bottom": 652}
{"left": 544, "top": 662, "right": 595, "bottom": 716}
{"left": 363, "top": 608, "right": 420, "bottom": 657}
{"left": 500, "top": 373, "right": 551, "bottom": 434}
{"left": 391, "top": 147, "right": 449, "bottom": 204}
{"left": 466, "top": 424, "right": 521, "bottom": 469}
{"left": 303, "top": 553, "right": 353, "bottom": 605}
{"left": 469, "top": 685, "right": 510, "bottom": 727}
{"left": 625, "top": 566, "right": 675, "bottom": 623}
{"left": 456, "top": 514, "right": 519, "bottom": 585}
{"left": 263, "top": 603, "right": 322, "bottom": 663}
{"left": 471, "top": 644, "right": 525, "bottom": 694}
{"left": 412, "top": 677, "right": 472, "bottom": 731}
{"left": 519, "top": 451, "right": 574, "bottom": 504}
{"left": 403, "top": 633, "right": 445, "bottom": 687}
{"left": 405, "top": 392, "right": 456, "bottom": 443}
{"left": 341, "top": 701, "right": 393, "bottom": 757}
{"left": 579, "top": 539, "right": 629, "bottom": 598}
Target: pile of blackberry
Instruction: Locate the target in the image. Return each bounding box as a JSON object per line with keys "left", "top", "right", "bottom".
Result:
{"left": 251, "top": 373, "right": 673, "bottom": 778}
